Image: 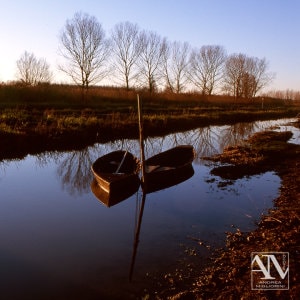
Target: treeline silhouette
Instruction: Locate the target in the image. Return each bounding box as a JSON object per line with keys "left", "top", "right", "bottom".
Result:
{"left": 4, "top": 11, "right": 298, "bottom": 100}
{"left": 1, "top": 12, "right": 299, "bottom": 102}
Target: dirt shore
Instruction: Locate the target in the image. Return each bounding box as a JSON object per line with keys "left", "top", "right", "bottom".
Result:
{"left": 158, "top": 121, "right": 300, "bottom": 299}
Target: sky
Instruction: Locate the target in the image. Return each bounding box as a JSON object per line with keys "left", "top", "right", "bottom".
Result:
{"left": 0, "top": 0, "right": 299, "bottom": 91}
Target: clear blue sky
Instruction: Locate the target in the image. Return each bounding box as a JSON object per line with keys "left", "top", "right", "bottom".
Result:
{"left": 0, "top": 0, "right": 299, "bottom": 91}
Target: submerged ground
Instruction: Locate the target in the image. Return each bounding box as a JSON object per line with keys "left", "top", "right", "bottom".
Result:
{"left": 153, "top": 121, "right": 300, "bottom": 300}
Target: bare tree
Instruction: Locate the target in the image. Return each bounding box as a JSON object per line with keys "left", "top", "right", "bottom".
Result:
{"left": 59, "top": 12, "right": 110, "bottom": 89}
{"left": 247, "top": 57, "right": 275, "bottom": 97}
{"left": 137, "top": 30, "right": 165, "bottom": 92}
{"left": 16, "top": 51, "right": 52, "bottom": 85}
{"left": 189, "top": 45, "right": 226, "bottom": 95}
{"left": 162, "top": 41, "right": 191, "bottom": 93}
{"left": 223, "top": 53, "right": 274, "bottom": 99}
{"left": 222, "top": 53, "right": 245, "bottom": 98}
{"left": 111, "top": 21, "right": 142, "bottom": 90}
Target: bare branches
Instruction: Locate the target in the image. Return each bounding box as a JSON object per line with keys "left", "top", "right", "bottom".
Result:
{"left": 58, "top": 12, "right": 110, "bottom": 89}
{"left": 189, "top": 45, "right": 226, "bottom": 95}
{"left": 16, "top": 51, "right": 52, "bottom": 86}
{"left": 223, "top": 53, "right": 274, "bottom": 99}
{"left": 162, "top": 41, "right": 191, "bottom": 93}
{"left": 110, "top": 22, "right": 142, "bottom": 90}
{"left": 137, "top": 31, "right": 166, "bottom": 93}
{"left": 13, "top": 12, "right": 277, "bottom": 97}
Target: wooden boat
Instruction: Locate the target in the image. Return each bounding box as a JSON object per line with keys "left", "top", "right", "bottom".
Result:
{"left": 144, "top": 163, "right": 194, "bottom": 193}
{"left": 91, "top": 150, "right": 140, "bottom": 193}
{"left": 91, "top": 178, "right": 140, "bottom": 207}
{"left": 143, "top": 145, "right": 195, "bottom": 193}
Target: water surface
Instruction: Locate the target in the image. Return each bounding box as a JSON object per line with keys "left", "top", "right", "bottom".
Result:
{"left": 0, "top": 118, "right": 297, "bottom": 299}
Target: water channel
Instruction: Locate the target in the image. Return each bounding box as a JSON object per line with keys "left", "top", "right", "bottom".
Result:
{"left": 0, "top": 118, "right": 298, "bottom": 299}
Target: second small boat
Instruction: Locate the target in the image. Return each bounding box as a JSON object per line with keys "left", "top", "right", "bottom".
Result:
{"left": 143, "top": 145, "right": 195, "bottom": 193}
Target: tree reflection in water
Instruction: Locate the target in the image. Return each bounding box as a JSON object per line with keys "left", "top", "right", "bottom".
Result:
{"left": 49, "top": 120, "right": 278, "bottom": 195}
{"left": 57, "top": 148, "right": 94, "bottom": 195}
{"left": 55, "top": 140, "right": 141, "bottom": 196}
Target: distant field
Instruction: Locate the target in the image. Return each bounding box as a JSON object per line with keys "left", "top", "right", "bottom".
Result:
{"left": 0, "top": 84, "right": 299, "bottom": 138}
{"left": 0, "top": 83, "right": 297, "bottom": 108}
{"left": 1, "top": 84, "right": 299, "bottom": 161}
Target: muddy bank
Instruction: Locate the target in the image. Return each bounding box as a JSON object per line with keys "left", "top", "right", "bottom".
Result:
{"left": 158, "top": 124, "right": 300, "bottom": 299}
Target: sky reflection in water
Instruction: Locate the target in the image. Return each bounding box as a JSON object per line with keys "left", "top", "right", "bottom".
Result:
{"left": 0, "top": 118, "right": 297, "bottom": 298}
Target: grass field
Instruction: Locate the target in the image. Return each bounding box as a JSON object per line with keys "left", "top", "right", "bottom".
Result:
{"left": 0, "top": 84, "right": 299, "bottom": 138}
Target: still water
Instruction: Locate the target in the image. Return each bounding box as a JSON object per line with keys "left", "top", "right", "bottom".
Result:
{"left": 0, "top": 118, "right": 297, "bottom": 299}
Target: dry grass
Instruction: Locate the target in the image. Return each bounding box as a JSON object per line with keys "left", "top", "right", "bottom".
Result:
{"left": 0, "top": 84, "right": 299, "bottom": 138}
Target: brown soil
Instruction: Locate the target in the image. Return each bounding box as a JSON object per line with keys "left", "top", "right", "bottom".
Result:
{"left": 156, "top": 122, "right": 300, "bottom": 299}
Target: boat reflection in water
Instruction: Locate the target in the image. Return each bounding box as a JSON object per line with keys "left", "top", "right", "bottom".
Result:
{"left": 91, "top": 160, "right": 195, "bottom": 281}
{"left": 90, "top": 151, "right": 195, "bottom": 207}
{"left": 90, "top": 145, "right": 195, "bottom": 280}
{"left": 129, "top": 161, "right": 195, "bottom": 280}
{"left": 143, "top": 145, "right": 195, "bottom": 194}
{"left": 129, "top": 145, "right": 195, "bottom": 281}
{"left": 91, "top": 178, "right": 140, "bottom": 207}
{"left": 91, "top": 150, "right": 141, "bottom": 207}
{"left": 91, "top": 161, "right": 195, "bottom": 280}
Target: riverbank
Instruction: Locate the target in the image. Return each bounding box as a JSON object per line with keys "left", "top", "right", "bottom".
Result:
{"left": 1, "top": 106, "right": 299, "bottom": 161}
{"left": 160, "top": 121, "right": 300, "bottom": 299}
{"left": 1, "top": 85, "right": 300, "bottom": 161}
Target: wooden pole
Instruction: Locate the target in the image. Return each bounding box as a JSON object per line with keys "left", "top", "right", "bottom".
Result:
{"left": 129, "top": 94, "right": 147, "bottom": 281}
{"left": 137, "top": 94, "right": 146, "bottom": 183}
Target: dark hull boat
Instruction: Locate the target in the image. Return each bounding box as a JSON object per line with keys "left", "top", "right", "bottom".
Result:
{"left": 91, "top": 178, "right": 140, "bottom": 207}
{"left": 143, "top": 145, "right": 195, "bottom": 193}
{"left": 144, "top": 163, "right": 194, "bottom": 193}
{"left": 91, "top": 150, "right": 140, "bottom": 194}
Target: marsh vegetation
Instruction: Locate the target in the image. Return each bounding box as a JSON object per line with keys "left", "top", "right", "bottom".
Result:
{"left": 1, "top": 84, "right": 299, "bottom": 161}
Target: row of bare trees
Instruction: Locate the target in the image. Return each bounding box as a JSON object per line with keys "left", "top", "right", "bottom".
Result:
{"left": 15, "top": 12, "right": 275, "bottom": 98}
